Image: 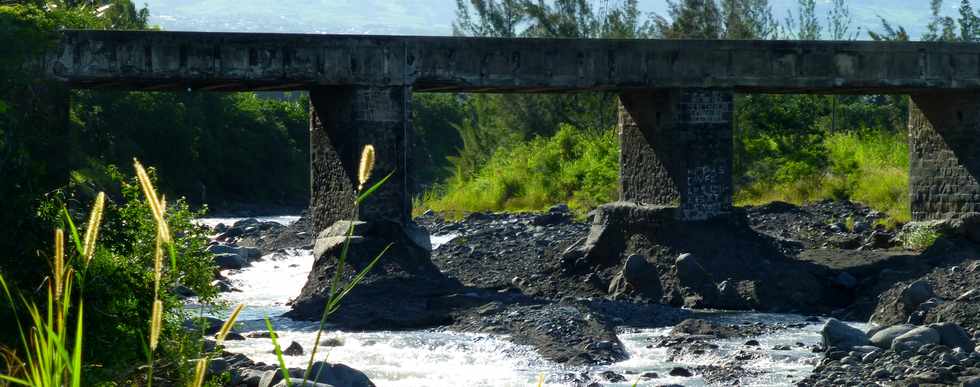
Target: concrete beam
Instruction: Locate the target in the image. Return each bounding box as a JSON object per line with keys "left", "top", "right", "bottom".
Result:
{"left": 46, "top": 30, "right": 980, "bottom": 93}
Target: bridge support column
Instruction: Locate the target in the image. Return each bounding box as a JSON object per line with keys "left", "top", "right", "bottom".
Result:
{"left": 910, "top": 93, "right": 980, "bottom": 221}
{"left": 618, "top": 89, "right": 733, "bottom": 221}
{"left": 309, "top": 86, "right": 413, "bottom": 234}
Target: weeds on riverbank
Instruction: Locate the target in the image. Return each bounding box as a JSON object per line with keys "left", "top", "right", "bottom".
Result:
{"left": 421, "top": 125, "right": 910, "bottom": 227}
{"left": 736, "top": 130, "right": 910, "bottom": 226}
{"left": 0, "top": 160, "right": 221, "bottom": 386}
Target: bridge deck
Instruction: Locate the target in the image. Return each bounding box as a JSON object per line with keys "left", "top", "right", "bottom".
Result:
{"left": 46, "top": 30, "right": 980, "bottom": 93}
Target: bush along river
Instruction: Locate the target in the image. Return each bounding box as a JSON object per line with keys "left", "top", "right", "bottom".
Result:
{"left": 188, "top": 200, "right": 980, "bottom": 386}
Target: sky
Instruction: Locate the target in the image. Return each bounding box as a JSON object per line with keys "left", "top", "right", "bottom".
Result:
{"left": 142, "top": 0, "right": 966, "bottom": 40}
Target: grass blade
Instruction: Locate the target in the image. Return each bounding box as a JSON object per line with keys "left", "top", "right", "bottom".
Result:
{"left": 264, "top": 316, "right": 292, "bottom": 387}
{"left": 355, "top": 171, "right": 394, "bottom": 205}
{"left": 61, "top": 207, "right": 84, "bottom": 256}
{"left": 70, "top": 303, "right": 83, "bottom": 387}
{"left": 325, "top": 243, "right": 390, "bottom": 315}
{"left": 215, "top": 304, "right": 245, "bottom": 345}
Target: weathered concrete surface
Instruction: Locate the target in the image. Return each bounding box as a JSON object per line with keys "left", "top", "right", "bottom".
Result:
{"left": 910, "top": 92, "right": 980, "bottom": 221}
{"left": 47, "top": 30, "right": 980, "bottom": 93}
{"left": 309, "top": 86, "right": 412, "bottom": 233}
{"left": 619, "top": 89, "right": 733, "bottom": 220}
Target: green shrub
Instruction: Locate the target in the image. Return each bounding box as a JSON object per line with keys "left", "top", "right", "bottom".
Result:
{"left": 421, "top": 124, "right": 618, "bottom": 216}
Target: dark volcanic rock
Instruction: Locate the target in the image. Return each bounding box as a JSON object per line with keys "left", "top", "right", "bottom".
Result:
{"left": 286, "top": 220, "right": 461, "bottom": 330}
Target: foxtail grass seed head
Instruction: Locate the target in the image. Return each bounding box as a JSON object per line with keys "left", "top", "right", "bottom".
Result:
{"left": 149, "top": 299, "right": 163, "bottom": 351}
{"left": 54, "top": 229, "right": 64, "bottom": 299}
{"left": 191, "top": 357, "right": 207, "bottom": 387}
{"left": 134, "top": 159, "right": 172, "bottom": 244}
{"left": 358, "top": 144, "right": 376, "bottom": 191}
{"left": 153, "top": 232, "right": 163, "bottom": 294}
{"left": 83, "top": 192, "right": 106, "bottom": 265}
{"left": 216, "top": 304, "right": 245, "bottom": 345}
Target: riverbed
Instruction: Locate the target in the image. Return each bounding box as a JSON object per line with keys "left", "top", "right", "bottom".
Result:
{"left": 194, "top": 216, "right": 859, "bottom": 386}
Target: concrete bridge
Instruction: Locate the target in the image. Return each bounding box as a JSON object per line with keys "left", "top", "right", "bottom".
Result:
{"left": 45, "top": 30, "right": 980, "bottom": 231}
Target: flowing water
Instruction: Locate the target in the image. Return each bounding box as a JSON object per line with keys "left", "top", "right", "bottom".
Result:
{"left": 194, "top": 216, "right": 862, "bottom": 386}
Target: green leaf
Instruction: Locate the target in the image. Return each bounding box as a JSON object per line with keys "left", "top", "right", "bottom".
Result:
{"left": 355, "top": 170, "right": 395, "bottom": 205}
{"left": 62, "top": 207, "right": 84, "bottom": 255}
{"left": 264, "top": 316, "right": 292, "bottom": 387}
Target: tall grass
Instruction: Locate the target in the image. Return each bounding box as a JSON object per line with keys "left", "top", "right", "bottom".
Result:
{"left": 735, "top": 130, "right": 910, "bottom": 225}
{"left": 0, "top": 190, "right": 106, "bottom": 386}
{"left": 421, "top": 124, "right": 619, "bottom": 217}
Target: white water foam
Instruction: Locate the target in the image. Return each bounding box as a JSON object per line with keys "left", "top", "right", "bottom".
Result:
{"left": 198, "top": 228, "right": 862, "bottom": 386}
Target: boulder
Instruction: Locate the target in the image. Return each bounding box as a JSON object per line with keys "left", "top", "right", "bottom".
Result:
{"left": 239, "top": 246, "right": 263, "bottom": 261}
{"left": 183, "top": 316, "right": 224, "bottom": 335}
{"left": 833, "top": 272, "right": 858, "bottom": 289}
{"left": 891, "top": 326, "right": 941, "bottom": 352}
{"left": 273, "top": 380, "right": 333, "bottom": 387}
{"left": 283, "top": 341, "right": 304, "bottom": 356}
{"left": 821, "top": 318, "right": 869, "bottom": 351}
{"left": 214, "top": 253, "right": 247, "bottom": 270}
{"left": 869, "top": 324, "right": 917, "bottom": 349}
{"left": 899, "top": 280, "right": 935, "bottom": 313}
{"left": 930, "top": 322, "right": 975, "bottom": 353}
{"left": 608, "top": 254, "right": 662, "bottom": 300}
{"left": 312, "top": 220, "right": 370, "bottom": 259}
{"left": 306, "top": 361, "right": 375, "bottom": 387}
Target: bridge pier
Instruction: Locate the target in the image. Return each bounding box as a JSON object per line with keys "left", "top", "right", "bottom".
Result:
{"left": 309, "top": 86, "right": 413, "bottom": 234}
{"left": 910, "top": 92, "right": 980, "bottom": 221}
{"left": 618, "top": 89, "right": 734, "bottom": 221}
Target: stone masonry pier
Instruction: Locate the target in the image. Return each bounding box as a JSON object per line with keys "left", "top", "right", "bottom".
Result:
{"left": 44, "top": 30, "right": 980, "bottom": 227}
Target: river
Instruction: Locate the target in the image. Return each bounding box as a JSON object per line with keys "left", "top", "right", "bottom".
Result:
{"left": 192, "top": 216, "right": 861, "bottom": 386}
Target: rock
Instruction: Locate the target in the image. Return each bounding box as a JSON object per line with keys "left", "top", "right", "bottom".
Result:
{"left": 870, "top": 324, "right": 918, "bottom": 349}
{"left": 207, "top": 244, "right": 238, "bottom": 255}
{"left": 223, "top": 332, "right": 246, "bottom": 341}
{"left": 962, "top": 376, "right": 980, "bottom": 387}
{"left": 892, "top": 326, "right": 941, "bottom": 353}
{"left": 272, "top": 380, "right": 332, "bottom": 387}
{"left": 957, "top": 289, "right": 979, "bottom": 302}
{"left": 248, "top": 331, "right": 273, "bottom": 338}
{"left": 745, "top": 339, "right": 760, "bottom": 346}
{"left": 608, "top": 254, "right": 662, "bottom": 300}
{"left": 641, "top": 372, "right": 659, "bottom": 379}
{"left": 821, "top": 318, "right": 869, "bottom": 351}
{"left": 214, "top": 253, "right": 247, "bottom": 270}
{"left": 669, "top": 367, "right": 693, "bottom": 377}
{"left": 931, "top": 322, "right": 975, "bottom": 353}
{"left": 833, "top": 272, "right": 858, "bottom": 289}
{"left": 239, "top": 246, "right": 263, "bottom": 261}
{"left": 183, "top": 316, "right": 224, "bottom": 335}
{"left": 306, "top": 361, "right": 375, "bottom": 387}
{"left": 900, "top": 280, "right": 935, "bottom": 313}
{"left": 312, "top": 220, "right": 369, "bottom": 259}
{"left": 320, "top": 337, "right": 344, "bottom": 347}
{"left": 600, "top": 370, "right": 626, "bottom": 382}
{"left": 283, "top": 341, "right": 304, "bottom": 356}
{"left": 531, "top": 211, "right": 570, "bottom": 226}
{"left": 207, "top": 358, "right": 229, "bottom": 376}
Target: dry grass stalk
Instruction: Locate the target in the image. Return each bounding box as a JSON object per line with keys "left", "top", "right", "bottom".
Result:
{"left": 215, "top": 304, "right": 244, "bottom": 345}
{"left": 53, "top": 229, "right": 64, "bottom": 300}
{"left": 149, "top": 300, "right": 163, "bottom": 351}
{"left": 357, "top": 144, "right": 375, "bottom": 191}
{"left": 82, "top": 192, "right": 106, "bottom": 264}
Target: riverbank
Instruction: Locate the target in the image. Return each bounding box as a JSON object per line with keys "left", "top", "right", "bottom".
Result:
{"left": 193, "top": 199, "right": 980, "bottom": 386}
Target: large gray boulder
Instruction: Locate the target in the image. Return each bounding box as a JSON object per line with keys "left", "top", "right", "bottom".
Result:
{"left": 899, "top": 280, "right": 935, "bottom": 313}
{"left": 213, "top": 252, "right": 247, "bottom": 270}
{"left": 821, "top": 318, "right": 869, "bottom": 351}
{"left": 869, "top": 324, "right": 917, "bottom": 349}
{"left": 307, "top": 361, "right": 375, "bottom": 387}
{"left": 891, "top": 326, "right": 941, "bottom": 352}
{"left": 930, "top": 322, "right": 975, "bottom": 353}
{"left": 608, "top": 254, "right": 663, "bottom": 300}
{"left": 273, "top": 380, "right": 333, "bottom": 387}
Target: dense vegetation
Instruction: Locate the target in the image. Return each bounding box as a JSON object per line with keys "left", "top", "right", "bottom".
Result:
{"left": 416, "top": 0, "right": 979, "bottom": 226}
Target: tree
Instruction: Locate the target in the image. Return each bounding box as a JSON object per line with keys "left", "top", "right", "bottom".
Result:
{"left": 720, "top": 0, "right": 778, "bottom": 39}
{"left": 784, "top": 0, "right": 820, "bottom": 40}
{"left": 827, "top": 0, "right": 857, "bottom": 40}
{"left": 654, "top": 0, "right": 723, "bottom": 39}
{"left": 453, "top": 0, "right": 525, "bottom": 37}
{"left": 958, "top": 0, "right": 979, "bottom": 41}
{"left": 923, "top": 0, "right": 957, "bottom": 41}
{"left": 867, "top": 16, "right": 909, "bottom": 41}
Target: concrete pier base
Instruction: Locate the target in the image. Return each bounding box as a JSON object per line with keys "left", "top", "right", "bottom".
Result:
{"left": 618, "top": 89, "right": 734, "bottom": 221}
